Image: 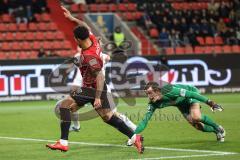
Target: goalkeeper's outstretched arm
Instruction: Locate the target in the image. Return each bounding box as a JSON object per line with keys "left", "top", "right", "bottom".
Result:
{"left": 61, "top": 6, "right": 91, "bottom": 31}
{"left": 162, "top": 85, "right": 216, "bottom": 107}
{"left": 134, "top": 105, "right": 156, "bottom": 134}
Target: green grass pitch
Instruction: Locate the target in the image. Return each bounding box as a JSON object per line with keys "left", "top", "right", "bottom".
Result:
{"left": 0, "top": 93, "right": 239, "bottom": 160}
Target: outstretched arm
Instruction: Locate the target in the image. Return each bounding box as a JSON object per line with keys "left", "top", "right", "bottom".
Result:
{"left": 163, "top": 85, "right": 223, "bottom": 111}
{"left": 134, "top": 105, "right": 156, "bottom": 134}
{"left": 162, "top": 85, "right": 208, "bottom": 103}
{"left": 61, "top": 6, "right": 91, "bottom": 31}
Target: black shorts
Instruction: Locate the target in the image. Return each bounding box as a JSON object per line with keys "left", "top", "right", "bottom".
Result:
{"left": 71, "top": 84, "right": 115, "bottom": 110}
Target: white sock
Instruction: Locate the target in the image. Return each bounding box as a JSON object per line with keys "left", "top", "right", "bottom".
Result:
{"left": 71, "top": 112, "right": 80, "bottom": 129}
{"left": 118, "top": 113, "right": 137, "bottom": 131}
{"left": 130, "top": 134, "right": 136, "bottom": 143}
{"left": 60, "top": 139, "right": 68, "bottom": 146}
{"left": 72, "top": 121, "right": 80, "bottom": 129}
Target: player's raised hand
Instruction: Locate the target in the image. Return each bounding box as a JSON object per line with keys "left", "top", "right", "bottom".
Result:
{"left": 61, "top": 6, "right": 74, "bottom": 21}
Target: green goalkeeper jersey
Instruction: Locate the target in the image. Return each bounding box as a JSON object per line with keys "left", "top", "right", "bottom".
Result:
{"left": 134, "top": 84, "right": 209, "bottom": 134}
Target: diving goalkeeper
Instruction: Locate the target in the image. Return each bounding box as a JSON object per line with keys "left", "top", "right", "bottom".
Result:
{"left": 134, "top": 82, "right": 225, "bottom": 142}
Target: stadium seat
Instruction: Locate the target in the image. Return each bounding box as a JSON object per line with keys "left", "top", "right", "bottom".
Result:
{"left": 66, "top": 50, "right": 74, "bottom": 57}
{"left": 214, "top": 36, "right": 223, "bottom": 45}
{"left": 99, "top": 4, "right": 108, "bottom": 12}
{"left": 29, "top": 23, "right": 38, "bottom": 31}
{"left": 18, "top": 52, "right": 29, "bottom": 59}
{"left": 42, "top": 41, "right": 52, "bottom": 50}
{"left": 28, "top": 51, "right": 38, "bottom": 59}
{"left": 0, "top": 24, "right": 7, "bottom": 32}
{"left": 34, "top": 14, "right": 41, "bottom": 22}
{"left": 32, "top": 41, "right": 41, "bottom": 50}
{"left": 185, "top": 46, "right": 194, "bottom": 54}
{"left": 35, "top": 32, "right": 44, "bottom": 41}
{"left": 49, "top": 22, "right": 58, "bottom": 31}
{"left": 194, "top": 46, "right": 204, "bottom": 54}
{"left": 70, "top": 4, "right": 79, "bottom": 13}
{"left": 15, "top": 32, "right": 25, "bottom": 41}
{"left": 41, "top": 13, "right": 51, "bottom": 22}
{"left": 182, "top": 3, "right": 190, "bottom": 10}
{"left": 38, "top": 23, "right": 48, "bottom": 31}
{"left": 58, "top": 50, "right": 69, "bottom": 57}
{"left": 118, "top": 4, "right": 127, "bottom": 12}
{"left": 8, "top": 52, "right": 18, "bottom": 59}
{"left": 205, "top": 36, "right": 214, "bottom": 45}
{"left": 8, "top": 23, "right": 17, "bottom": 31}
{"left": 213, "top": 46, "right": 222, "bottom": 54}
{"left": 175, "top": 47, "right": 185, "bottom": 55}
{"left": 1, "top": 42, "right": 11, "bottom": 51}
{"left": 45, "top": 32, "right": 55, "bottom": 40}
{"left": 55, "top": 31, "right": 65, "bottom": 40}
{"left": 172, "top": 3, "right": 181, "bottom": 10}
{"left": 5, "top": 32, "right": 14, "bottom": 41}
{"left": 109, "top": 4, "right": 117, "bottom": 12}
{"left": 89, "top": 4, "right": 98, "bottom": 12}
{"left": 134, "top": 12, "right": 143, "bottom": 20}
{"left": 0, "top": 33, "right": 4, "bottom": 41}
{"left": 0, "top": 52, "right": 7, "bottom": 59}
{"left": 204, "top": 46, "right": 214, "bottom": 54}
{"left": 11, "top": 42, "right": 21, "bottom": 51}
{"left": 52, "top": 41, "right": 61, "bottom": 50}
{"left": 201, "top": 2, "right": 208, "bottom": 9}
{"left": 124, "top": 12, "right": 134, "bottom": 21}
{"left": 2, "top": 14, "right": 12, "bottom": 23}
{"left": 128, "top": 3, "right": 137, "bottom": 11}
{"left": 222, "top": 45, "right": 232, "bottom": 53}
{"left": 18, "top": 23, "right": 27, "bottom": 32}
{"left": 165, "top": 47, "right": 174, "bottom": 55}
{"left": 25, "top": 32, "right": 34, "bottom": 41}
{"left": 63, "top": 41, "right": 72, "bottom": 49}
{"left": 149, "top": 28, "right": 159, "bottom": 38}
{"left": 196, "top": 37, "right": 205, "bottom": 45}
{"left": 79, "top": 4, "right": 87, "bottom": 13}
{"left": 232, "top": 45, "right": 240, "bottom": 53}
{"left": 22, "top": 42, "right": 32, "bottom": 50}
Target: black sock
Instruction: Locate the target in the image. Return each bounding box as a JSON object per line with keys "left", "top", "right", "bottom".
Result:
{"left": 106, "top": 115, "right": 134, "bottom": 138}
{"left": 60, "top": 108, "right": 71, "bottom": 140}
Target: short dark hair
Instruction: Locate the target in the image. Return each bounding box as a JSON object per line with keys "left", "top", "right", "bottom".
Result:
{"left": 144, "top": 82, "right": 160, "bottom": 91}
{"left": 73, "top": 25, "right": 89, "bottom": 40}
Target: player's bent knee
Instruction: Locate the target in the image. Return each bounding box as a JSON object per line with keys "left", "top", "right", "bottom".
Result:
{"left": 60, "top": 97, "right": 75, "bottom": 109}
{"left": 97, "top": 109, "right": 113, "bottom": 122}
{"left": 193, "top": 122, "right": 204, "bottom": 131}
{"left": 191, "top": 114, "right": 201, "bottom": 122}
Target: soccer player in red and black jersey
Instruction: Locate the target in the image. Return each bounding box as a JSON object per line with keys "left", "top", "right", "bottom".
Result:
{"left": 46, "top": 6, "right": 144, "bottom": 154}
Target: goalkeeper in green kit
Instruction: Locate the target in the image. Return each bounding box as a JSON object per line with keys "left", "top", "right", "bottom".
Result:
{"left": 134, "top": 82, "right": 225, "bottom": 142}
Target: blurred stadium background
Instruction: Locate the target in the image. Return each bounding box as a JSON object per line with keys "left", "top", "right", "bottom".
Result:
{"left": 0, "top": 0, "right": 240, "bottom": 159}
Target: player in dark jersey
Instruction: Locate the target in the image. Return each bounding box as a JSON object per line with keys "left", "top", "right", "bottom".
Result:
{"left": 134, "top": 82, "right": 225, "bottom": 142}
{"left": 46, "top": 6, "right": 144, "bottom": 153}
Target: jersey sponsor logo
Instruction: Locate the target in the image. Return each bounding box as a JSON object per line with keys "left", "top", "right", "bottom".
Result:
{"left": 180, "top": 89, "right": 186, "bottom": 97}
{"left": 89, "top": 58, "right": 98, "bottom": 66}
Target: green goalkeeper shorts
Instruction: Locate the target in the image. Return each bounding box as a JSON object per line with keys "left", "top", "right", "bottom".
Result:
{"left": 177, "top": 98, "right": 201, "bottom": 118}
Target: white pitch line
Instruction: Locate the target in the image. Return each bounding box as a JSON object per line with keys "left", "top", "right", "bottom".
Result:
{"left": 0, "top": 136, "right": 237, "bottom": 156}
{"left": 131, "top": 153, "right": 231, "bottom": 160}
